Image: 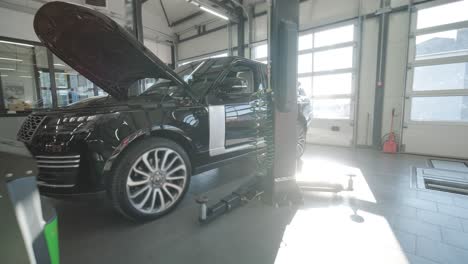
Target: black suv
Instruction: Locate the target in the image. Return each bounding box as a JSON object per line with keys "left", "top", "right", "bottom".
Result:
{"left": 17, "top": 2, "right": 311, "bottom": 221}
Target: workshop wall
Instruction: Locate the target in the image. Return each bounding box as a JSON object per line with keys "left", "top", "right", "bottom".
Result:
{"left": 175, "top": 0, "right": 430, "bottom": 148}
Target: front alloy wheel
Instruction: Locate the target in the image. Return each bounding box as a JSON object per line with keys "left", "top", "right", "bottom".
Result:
{"left": 108, "top": 138, "right": 191, "bottom": 221}
{"left": 127, "top": 148, "right": 187, "bottom": 214}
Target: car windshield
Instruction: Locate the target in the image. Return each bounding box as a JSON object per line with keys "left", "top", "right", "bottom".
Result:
{"left": 175, "top": 57, "right": 232, "bottom": 97}
{"left": 126, "top": 58, "right": 231, "bottom": 99}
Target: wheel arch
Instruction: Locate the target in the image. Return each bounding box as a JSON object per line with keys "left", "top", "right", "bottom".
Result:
{"left": 103, "top": 127, "right": 196, "bottom": 188}
{"left": 297, "top": 112, "right": 308, "bottom": 132}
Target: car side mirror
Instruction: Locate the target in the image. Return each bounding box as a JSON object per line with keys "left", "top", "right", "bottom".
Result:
{"left": 219, "top": 78, "right": 247, "bottom": 95}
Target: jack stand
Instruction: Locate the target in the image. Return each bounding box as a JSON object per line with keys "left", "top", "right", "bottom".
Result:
{"left": 196, "top": 196, "right": 209, "bottom": 222}
{"left": 272, "top": 177, "right": 303, "bottom": 207}
{"left": 298, "top": 174, "right": 356, "bottom": 194}
{"left": 196, "top": 176, "right": 264, "bottom": 224}
{"left": 347, "top": 174, "right": 355, "bottom": 191}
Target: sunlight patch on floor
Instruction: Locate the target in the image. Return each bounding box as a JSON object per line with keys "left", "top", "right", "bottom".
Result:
{"left": 275, "top": 206, "right": 409, "bottom": 264}
{"left": 296, "top": 157, "right": 377, "bottom": 203}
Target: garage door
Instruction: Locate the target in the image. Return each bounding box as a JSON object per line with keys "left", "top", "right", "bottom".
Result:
{"left": 297, "top": 22, "right": 359, "bottom": 146}
{"left": 402, "top": 0, "right": 468, "bottom": 158}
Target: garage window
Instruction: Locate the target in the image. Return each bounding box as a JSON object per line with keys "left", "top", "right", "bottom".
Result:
{"left": 407, "top": 0, "right": 468, "bottom": 123}
{"left": 297, "top": 23, "right": 357, "bottom": 120}
{"left": 252, "top": 43, "right": 268, "bottom": 64}
{"left": 0, "top": 37, "right": 109, "bottom": 115}
{"left": 52, "top": 55, "right": 107, "bottom": 107}
{"left": 0, "top": 39, "right": 52, "bottom": 114}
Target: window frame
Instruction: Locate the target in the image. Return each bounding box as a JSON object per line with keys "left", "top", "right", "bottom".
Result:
{"left": 0, "top": 35, "right": 104, "bottom": 116}
{"left": 298, "top": 21, "right": 359, "bottom": 120}
{"left": 0, "top": 36, "right": 46, "bottom": 116}
{"left": 251, "top": 42, "right": 268, "bottom": 63}
{"left": 216, "top": 61, "right": 259, "bottom": 97}
{"left": 405, "top": 0, "right": 468, "bottom": 126}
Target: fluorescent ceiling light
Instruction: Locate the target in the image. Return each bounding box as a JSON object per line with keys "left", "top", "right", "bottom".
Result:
{"left": 200, "top": 6, "right": 229, "bottom": 20}
{"left": 0, "top": 75, "right": 8, "bottom": 77}
{"left": 54, "top": 63, "right": 65, "bottom": 67}
{"left": 0, "top": 40, "right": 34, "bottom": 48}
{"left": 186, "top": 0, "right": 229, "bottom": 20}
{"left": 19, "top": 75, "right": 32, "bottom": 78}
{"left": 0, "top": 68, "right": 15, "bottom": 71}
{"left": 0, "top": 57, "right": 23, "bottom": 62}
{"left": 187, "top": 0, "right": 200, "bottom": 7}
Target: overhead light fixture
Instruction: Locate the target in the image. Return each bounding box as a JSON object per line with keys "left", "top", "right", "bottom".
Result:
{"left": 186, "top": 0, "right": 200, "bottom": 7}
{"left": 0, "top": 57, "right": 23, "bottom": 62}
{"left": 54, "top": 63, "right": 65, "bottom": 67}
{"left": 186, "top": 0, "right": 229, "bottom": 20}
{"left": 0, "top": 75, "right": 8, "bottom": 77}
{"left": 200, "top": 6, "right": 229, "bottom": 20}
{"left": 19, "top": 75, "right": 32, "bottom": 78}
{"left": 0, "top": 68, "right": 15, "bottom": 71}
{"left": 0, "top": 40, "right": 34, "bottom": 48}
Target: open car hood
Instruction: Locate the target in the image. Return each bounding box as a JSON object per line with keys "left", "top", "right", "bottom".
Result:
{"left": 33, "top": 1, "right": 186, "bottom": 100}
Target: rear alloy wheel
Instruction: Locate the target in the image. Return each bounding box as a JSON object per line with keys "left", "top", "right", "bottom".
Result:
{"left": 109, "top": 138, "right": 190, "bottom": 221}
{"left": 296, "top": 122, "right": 306, "bottom": 158}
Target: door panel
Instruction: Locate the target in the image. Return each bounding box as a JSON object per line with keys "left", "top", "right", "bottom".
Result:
{"left": 207, "top": 61, "right": 263, "bottom": 156}
{"left": 402, "top": 123, "right": 468, "bottom": 158}
{"left": 402, "top": 2, "right": 468, "bottom": 159}
{"left": 307, "top": 119, "right": 353, "bottom": 146}
{"left": 225, "top": 103, "right": 256, "bottom": 147}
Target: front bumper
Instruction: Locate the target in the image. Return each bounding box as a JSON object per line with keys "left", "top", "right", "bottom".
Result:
{"left": 28, "top": 133, "right": 109, "bottom": 195}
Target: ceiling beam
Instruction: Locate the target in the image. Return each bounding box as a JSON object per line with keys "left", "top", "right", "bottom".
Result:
{"left": 171, "top": 11, "right": 205, "bottom": 27}
{"left": 206, "top": 0, "right": 236, "bottom": 14}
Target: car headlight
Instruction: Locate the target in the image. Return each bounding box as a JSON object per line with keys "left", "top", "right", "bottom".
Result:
{"left": 61, "top": 115, "right": 100, "bottom": 124}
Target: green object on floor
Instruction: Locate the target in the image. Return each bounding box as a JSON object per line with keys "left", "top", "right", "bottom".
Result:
{"left": 44, "top": 216, "right": 60, "bottom": 264}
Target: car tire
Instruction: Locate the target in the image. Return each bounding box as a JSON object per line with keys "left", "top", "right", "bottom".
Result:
{"left": 296, "top": 121, "right": 306, "bottom": 159}
{"left": 108, "top": 137, "right": 191, "bottom": 222}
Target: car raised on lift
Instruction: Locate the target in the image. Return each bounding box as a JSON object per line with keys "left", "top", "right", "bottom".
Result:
{"left": 17, "top": 2, "right": 311, "bottom": 221}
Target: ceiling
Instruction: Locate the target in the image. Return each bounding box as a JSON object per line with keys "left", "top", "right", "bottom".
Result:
{"left": 159, "top": 0, "right": 265, "bottom": 25}
{"left": 159, "top": 0, "right": 200, "bottom": 23}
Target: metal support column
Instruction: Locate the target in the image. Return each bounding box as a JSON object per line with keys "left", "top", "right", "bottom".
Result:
{"left": 46, "top": 50, "right": 58, "bottom": 108}
{"left": 236, "top": 1, "right": 245, "bottom": 57}
{"left": 264, "top": 0, "right": 301, "bottom": 205}
{"left": 125, "top": 0, "right": 144, "bottom": 43}
{"left": 228, "top": 22, "right": 233, "bottom": 56}
{"left": 372, "top": 0, "right": 391, "bottom": 147}
{"left": 247, "top": 5, "right": 254, "bottom": 59}
{"left": 31, "top": 48, "right": 43, "bottom": 108}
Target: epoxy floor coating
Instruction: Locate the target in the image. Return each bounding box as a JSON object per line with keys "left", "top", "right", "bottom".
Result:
{"left": 48, "top": 145, "right": 468, "bottom": 264}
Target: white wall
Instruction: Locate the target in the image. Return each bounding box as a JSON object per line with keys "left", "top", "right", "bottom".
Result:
{"left": 144, "top": 38, "right": 172, "bottom": 64}
{"left": 178, "top": 28, "right": 230, "bottom": 60}
{"left": 174, "top": 0, "right": 425, "bottom": 149}
{"left": 0, "top": 0, "right": 174, "bottom": 59}
{"left": 0, "top": 6, "right": 38, "bottom": 41}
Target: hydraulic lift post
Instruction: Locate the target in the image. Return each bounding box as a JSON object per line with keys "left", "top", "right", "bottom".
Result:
{"left": 196, "top": 0, "right": 301, "bottom": 224}
{"left": 264, "top": 0, "right": 301, "bottom": 205}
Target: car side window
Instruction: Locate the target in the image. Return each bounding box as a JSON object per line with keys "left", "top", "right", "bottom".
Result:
{"left": 220, "top": 65, "right": 255, "bottom": 95}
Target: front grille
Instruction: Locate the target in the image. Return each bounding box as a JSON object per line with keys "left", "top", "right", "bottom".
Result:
{"left": 17, "top": 115, "right": 46, "bottom": 142}
{"left": 36, "top": 155, "right": 81, "bottom": 188}
{"left": 36, "top": 155, "right": 80, "bottom": 169}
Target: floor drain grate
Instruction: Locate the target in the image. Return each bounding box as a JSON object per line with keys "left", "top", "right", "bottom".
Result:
{"left": 411, "top": 167, "right": 468, "bottom": 196}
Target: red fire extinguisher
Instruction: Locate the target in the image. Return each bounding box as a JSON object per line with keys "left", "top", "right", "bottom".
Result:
{"left": 383, "top": 109, "right": 398, "bottom": 153}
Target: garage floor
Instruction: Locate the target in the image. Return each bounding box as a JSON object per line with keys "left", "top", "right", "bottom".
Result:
{"left": 47, "top": 145, "right": 468, "bottom": 264}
